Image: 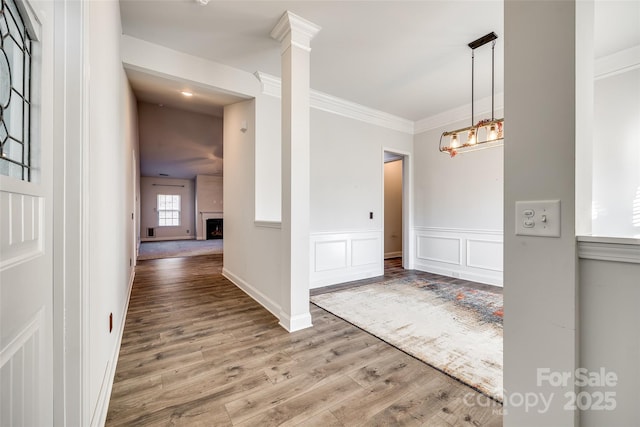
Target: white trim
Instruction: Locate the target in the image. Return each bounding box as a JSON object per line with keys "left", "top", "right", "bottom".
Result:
{"left": 255, "top": 220, "right": 282, "bottom": 229}
{"left": 414, "top": 226, "right": 503, "bottom": 236}
{"left": 91, "top": 267, "right": 135, "bottom": 427}
{"left": 222, "top": 267, "right": 283, "bottom": 325}
{"left": 311, "top": 90, "right": 414, "bottom": 134}
{"left": 140, "top": 236, "right": 195, "bottom": 242}
{"left": 416, "top": 235, "right": 461, "bottom": 265}
{"left": 382, "top": 147, "right": 414, "bottom": 270}
{"left": 278, "top": 311, "right": 313, "bottom": 333}
{"left": 413, "top": 226, "right": 503, "bottom": 286}
{"left": 414, "top": 93, "right": 504, "bottom": 134}
{"left": 413, "top": 260, "right": 503, "bottom": 287}
{"left": 254, "top": 71, "right": 280, "bottom": 98}
{"left": 254, "top": 72, "right": 510, "bottom": 136}
{"left": 270, "top": 11, "right": 321, "bottom": 50}
{"left": 578, "top": 240, "right": 640, "bottom": 264}
{"left": 311, "top": 228, "right": 380, "bottom": 237}
{"left": 466, "top": 239, "right": 503, "bottom": 272}
{"left": 384, "top": 251, "right": 402, "bottom": 259}
{"left": 577, "top": 235, "right": 640, "bottom": 245}
{"left": 254, "top": 72, "right": 414, "bottom": 134}
{"left": 595, "top": 44, "right": 640, "bottom": 81}
{"left": 310, "top": 230, "right": 383, "bottom": 288}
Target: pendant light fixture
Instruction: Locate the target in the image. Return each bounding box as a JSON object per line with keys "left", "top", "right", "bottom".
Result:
{"left": 439, "top": 32, "right": 504, "bottom": 157}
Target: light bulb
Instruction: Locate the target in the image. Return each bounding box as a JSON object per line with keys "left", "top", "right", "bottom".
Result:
{"left": 450, "top": 133, "right": 459, "bottom": 149}
{"left": 488, "top": 123, "right": 497, "bottom": 140}
{"left": 468, "top": 129, "right": 476, "bottom": 145}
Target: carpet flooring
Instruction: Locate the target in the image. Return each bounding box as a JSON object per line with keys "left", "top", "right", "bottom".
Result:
{"left": 138, "top": 239, "right": 224, "bottom": 260}
{"left": 311, "top": 277, "right": 504, "bottom": 402}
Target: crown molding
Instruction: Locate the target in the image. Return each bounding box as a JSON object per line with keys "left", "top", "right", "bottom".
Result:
{"left": 414, "top": 93, "right": 504, "bottom": 134}
{"left": 270, "top": 10, "right": 321, "bottom": 52}
{"left": 311, "top": 90, "right": 414, "bottom": 134}
{"left": 254, "top": 72, "right": 414, "bottom": 134}
{"left": 254, "top": 70, "right": 507, "bottom": 136}
{"left": 254, "top": 71, "right": 281, "bottom": 98}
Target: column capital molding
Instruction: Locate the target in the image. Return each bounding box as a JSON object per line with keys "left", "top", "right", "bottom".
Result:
{"left": 270, "top": 10, "right": 321, "bottom": 51}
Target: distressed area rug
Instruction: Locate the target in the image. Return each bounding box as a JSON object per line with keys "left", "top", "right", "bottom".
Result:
{"left": 310, "top": 278, "right": 503, "bottom": 401}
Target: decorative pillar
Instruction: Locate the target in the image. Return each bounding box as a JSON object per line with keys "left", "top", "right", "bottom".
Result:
{"left": 271, "top": 11, "right": 320, "bottom": 332}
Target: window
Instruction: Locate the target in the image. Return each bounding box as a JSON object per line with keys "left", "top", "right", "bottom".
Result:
{"left": 158, "top": 194, "right": 180, "bottom": 227}
{"left": 1, "top": 0, "right": 32, "bottom": 181}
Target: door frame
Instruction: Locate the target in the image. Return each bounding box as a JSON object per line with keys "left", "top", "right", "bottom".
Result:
{"left": 382, "top": 148, "right": 414, "bottom": 270}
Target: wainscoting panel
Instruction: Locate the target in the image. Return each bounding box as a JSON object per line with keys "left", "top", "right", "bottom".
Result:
{"left": 351, "top": 238, "right": 380, "bottom": 267}
{"left": 467, "top": 239, "right": 503, "bottom": 272}
{"left": 314, "top": 240, "right": 348, "bottom": 272}
{"left": 414, "top": 227, "right": 503, "bottom": 286}
{"left": 310, "top": 231, "right": 383, "bottom": 289}
{"left": 416, "top": 235, "right": 461, "bottom": 265}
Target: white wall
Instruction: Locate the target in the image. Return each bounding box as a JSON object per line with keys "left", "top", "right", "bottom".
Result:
{"left": 413, "top": 115, "right": 504, "bottom": 286}
{"left": 504, "top": 1, "right": 579, "bottom": 425}
{"left": 578, "top": 239, "right": 640, "bottom": 426}
{"left": 140, "top": 176, "right": 195, "bottom": 241}
{"left": 254, "top": 93, "right": 282, "bottom": 222}
{"left": 87, "top": 0, "right": 139, "bottom": 424}
{"left": 384, "top": 160, "right": 403, "bottom": 258}
{"left": 592, "top": 67, "right": 640, "bottom": 238}
{"left": 309, "top": 109, "right": 413, "bottom": 288}
{"left": 195, "top": 174, "right": 223, "bottom": 240}
{"left": 222, "top": 99, "right": 284, "bottom": 319}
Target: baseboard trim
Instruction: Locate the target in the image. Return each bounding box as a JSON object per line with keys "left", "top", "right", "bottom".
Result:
{"left": 222, "top": 267, "right": 283, "bottom": 324}
{"left": 310, "top": 266, "right": 383, "bottom": 289}
{"left": 141, "top": 236, "right": 195, "bottom": 242}
{"left": 384, "top": 251, "right": 402, "bottom": 259}
{"left": 92, "top": 266, "right": 136, "bottom": 427}
{"left": 414, "top": 260, "right": 503, "bottom": 287}
{"left": 278, "top": 311, "right": 313, "bottom": 333}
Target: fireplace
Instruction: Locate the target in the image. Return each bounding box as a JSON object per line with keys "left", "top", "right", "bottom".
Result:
{"left": 206, "top": 218, "right": 223, "bottom": 240}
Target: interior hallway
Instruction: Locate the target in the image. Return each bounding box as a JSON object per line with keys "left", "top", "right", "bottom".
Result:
{"left": 106, "top": 254, "right": 502, "bottom": 426}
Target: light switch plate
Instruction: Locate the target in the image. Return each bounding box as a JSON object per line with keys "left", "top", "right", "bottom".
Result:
{"left": 515, "top": 200, "right": 561, "bottom": 237}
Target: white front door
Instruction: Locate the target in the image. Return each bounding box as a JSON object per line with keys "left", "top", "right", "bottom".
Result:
{"left": 0, "top": 177, "right": 53, "bottom": 426}
{"left": 1, "top": 0, "right": 54, "bottom": 424}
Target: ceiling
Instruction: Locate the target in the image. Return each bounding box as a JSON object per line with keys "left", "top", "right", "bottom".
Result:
{"left": 121, "top": 0, "right": 505, "bottom": 122}
{"left": 120, "top": 0, "right": 639, "bottom": 178}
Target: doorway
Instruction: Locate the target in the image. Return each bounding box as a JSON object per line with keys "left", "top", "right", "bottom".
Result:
{"left": 383, "top": 150, "right": 411, "bottom": 271}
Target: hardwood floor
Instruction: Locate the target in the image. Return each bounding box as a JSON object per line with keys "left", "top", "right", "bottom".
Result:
{"left": 106, "top": 255, "right": 503, "bottom": 426}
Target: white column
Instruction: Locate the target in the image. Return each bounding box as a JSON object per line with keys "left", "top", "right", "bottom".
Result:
{"left": 271, "top": 11, "right": 320, "bottom": 332}
{"left": 504, "top": 1, "right": 578, "bottom": 426}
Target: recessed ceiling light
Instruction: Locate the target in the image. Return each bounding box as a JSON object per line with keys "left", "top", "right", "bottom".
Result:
{"left": 181, "top": 91, "right": 193, "bottom": 97}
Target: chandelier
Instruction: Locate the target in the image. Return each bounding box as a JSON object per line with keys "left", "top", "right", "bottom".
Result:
{"left": 439, "top": 32, "right": 503, "bottom": 157}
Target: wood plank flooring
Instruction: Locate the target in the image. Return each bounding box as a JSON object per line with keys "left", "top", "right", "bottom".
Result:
{"left": 106, "top": 255, "right": 503, "bottom": 426}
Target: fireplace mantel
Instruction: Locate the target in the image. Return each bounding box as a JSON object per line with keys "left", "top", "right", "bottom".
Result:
{"left": 199, "top": 211, "right": 223, "bottom": 240}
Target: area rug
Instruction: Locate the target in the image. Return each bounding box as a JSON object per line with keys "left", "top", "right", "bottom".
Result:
{"left": 138, "top": 239, "right": 223, "bottom": 260}
{"left": 310, "top": 277, "right": 503, "bottom": 401}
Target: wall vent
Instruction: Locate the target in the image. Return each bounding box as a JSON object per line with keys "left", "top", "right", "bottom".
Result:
{"left": 147, "top": 227, "right": 155, "bottom": 237}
